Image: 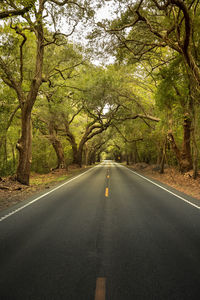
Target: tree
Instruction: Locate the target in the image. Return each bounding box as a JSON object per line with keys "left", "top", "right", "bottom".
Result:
{"left": 93, "top": 1, "right": 200, "bottom": 173}
{"left": 0, "top": 3, "right": 45, "bottom": 184}
{"left": 155, "top": 58, "right": 194, "bottom": 172}
{"left": 0, "top": 0, "right": 92, "bottom": 184}
{"left": 102, "top": 1, "right": 200, "bottom": 91}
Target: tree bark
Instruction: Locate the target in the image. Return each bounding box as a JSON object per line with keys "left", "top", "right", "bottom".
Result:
{"left": 132, "top": 141, "right": 140, "bottom": 163}
{"left": 16, "top": 108, "right": 32, "bottom": 185}
{"left": 15, "top": 2, "right": 44, "bottom": 184}
{"left": 88, "top": 150, "right": 96, "bottom": 165}
{"left": 159, "top": 138, "right": 167, "bottom": 174}
{"left": 73, "top": 148, "right": 82, "bottom": 167}
{"left": 191, "top": 102, "right": 199, "bottom": 179}
{"left": 97, "top": 152, "right": 101, "bottom": 162}
{"left": 63, "top": 121, "right": 78, "bottom": 165}
{"left": 51, "top": 137, "right": 66, "bottom": 169}
{"left": 75, "top": 139, "right": 86, "bottom": 167}
{"left": 192, "top": 133, "right": 198, "bottom": 179}
{"left": 84, "top": 144, "right": 89, "bottom": 165}
{"left": 49, "top": 120, "right": 66, "bottom": 169}
{"left": 167, "top": 114, "right": 193, "bottom": 173}
{"left": 181, "top": 114, "right": 193, "bottom": 170}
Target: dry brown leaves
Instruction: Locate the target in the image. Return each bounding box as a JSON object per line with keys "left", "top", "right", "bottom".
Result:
{"left": 130, "top": 163, "right": 200, "bottom": 201}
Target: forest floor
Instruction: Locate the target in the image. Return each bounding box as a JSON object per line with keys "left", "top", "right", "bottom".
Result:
{"left": 0, "top": 163, "right": 200, "bottom": 212}
{"left": 127, "top": 163, "right": 200, "bottom": 201}
{"left": 0, "top": 165, "right": 91, "bottom": 212}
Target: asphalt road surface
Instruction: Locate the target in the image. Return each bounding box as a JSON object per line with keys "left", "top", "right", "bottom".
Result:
{"left": 0, "top": 161, "right": 200, "bottom": 300}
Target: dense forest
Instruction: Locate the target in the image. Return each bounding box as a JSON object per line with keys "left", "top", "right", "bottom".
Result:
{"left": 1, "top": 0, "right": 200, "bottom": 185}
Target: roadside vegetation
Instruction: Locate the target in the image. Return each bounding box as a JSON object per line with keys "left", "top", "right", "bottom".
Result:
{"left": 1, "top": 1, "right": 200, "bottom": 205}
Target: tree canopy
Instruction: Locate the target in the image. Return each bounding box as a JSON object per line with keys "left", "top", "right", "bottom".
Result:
{"left": 1, "top": 0, "right": 200, "bottom": 184}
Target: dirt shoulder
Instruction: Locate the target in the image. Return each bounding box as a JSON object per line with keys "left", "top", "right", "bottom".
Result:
{"left": 126, "top": 163, "right": 200, "bottom": 201}
{"left": 0, "top": 165, "right": 92, "bottom": 212}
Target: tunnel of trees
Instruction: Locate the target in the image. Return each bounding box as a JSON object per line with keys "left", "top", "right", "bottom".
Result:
{"left": 1, "top": 0, "right": 200, "bottom": 185}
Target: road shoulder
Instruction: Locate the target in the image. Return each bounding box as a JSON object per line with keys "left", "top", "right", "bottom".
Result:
{"left": 0, "top": 165, "right": 94, "bottom": 212}
{"left": 123, "top": 163, "right": 200, "bottom": 207}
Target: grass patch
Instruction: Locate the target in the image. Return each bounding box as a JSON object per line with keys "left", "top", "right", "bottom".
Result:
{"left": 54, "top": 175, "right": 69, "bottom": 182}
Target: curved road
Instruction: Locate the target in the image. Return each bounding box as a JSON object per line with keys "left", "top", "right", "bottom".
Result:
{"left": 0, "top": 161, "right": 200, "bottom": 299}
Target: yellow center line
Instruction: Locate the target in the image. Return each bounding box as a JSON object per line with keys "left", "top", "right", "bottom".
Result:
{"left": 107, "top": 175, "right": 109, "bottom": 179}
{"left": 105, "top": 187, "right": 109, "bottom": 197}
{"left": 95, "top": 277, "right": 106, "bottom": 300}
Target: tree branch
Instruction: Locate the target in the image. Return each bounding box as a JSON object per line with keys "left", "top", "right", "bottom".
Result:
{"left": 0, "top": 104, "right": 20, "bottom": 149}
{"left": 115, "top": 114, "right": 160, "bottom": 122}
{"left": 69, "top": 107, "right": 83, "bottom": 124}
{"left": 0, "top": 4, "right": 33, "bottom": 19}
{"left": 49, "top": 0, "right": 85, "bottom": 10}
{"left": 10, "top": 23, "right": 27, "bottom": 83}
{"left": 113, "top": 124, "right": 143, "bottom": 143}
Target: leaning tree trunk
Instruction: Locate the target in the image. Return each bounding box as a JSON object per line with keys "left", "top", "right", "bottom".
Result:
{"left": 51, "top": 138, "right": 65, "bottom": 169}
{"left": 16, "top": 108, "right": 32, "bottom": 185}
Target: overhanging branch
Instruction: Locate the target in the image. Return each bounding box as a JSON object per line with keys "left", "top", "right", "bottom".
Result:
{"left": 0, "top": 4, "right": 33, "bottom": 19}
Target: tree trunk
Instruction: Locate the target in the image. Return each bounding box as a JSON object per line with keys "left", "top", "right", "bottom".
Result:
{"left": 192, "top": 135, "right": 198, "bottom": 179}
{"left": 16, "top": 108, "right": 32, "bottom": 185}
{"left": 180, "top": 114, "right": 193, "bottom": 172}
{"left": 0, "top": 3, "right": 44, "bottom": 185}
{"left": 51, "top": 138, "right": 65, "bottom": 169}
{"left": 97, "top": 152, "right": 101, "bottom": 162}
{"left": 90, "top": 151, "right": 96, "bottom": 165}
{"left": 49, "top": 121, "right": 65, "bottom": 169}
{"left": 71, "top": 143, "right": 79, "bottom": 165}
{"left": 167, "top": 114, "right": 193, "bottom": 173}
{"left": 3, "top": 136, "right": 7, "bottom": 169}
{"left": 87, "top": 150, "right": 93, "bottom": 165}
{"left": 83, "top": 143, "right": 89, "bottom": 165}
{"left": 11, "top": 143, "right": 16, "bottom": 168}
{"left": 126, "top": 153, "right": 129, "bottom": 165}
{"left": 159, "top": 138, "right": 167, "bottom": 174}
{"left": 74, "top": 148, "right": 83, "bottom": 167}
{"left": 73, "top": 138, "right": 86, "bottom": 167}
{"left": 133, "top": 141, "right": 140, "bottom": 163}
{"left": 191, "top": 104, "right": 199, "bottom": 179}
{"left": 65, "top": 128, "right": 78, "bottom": 165}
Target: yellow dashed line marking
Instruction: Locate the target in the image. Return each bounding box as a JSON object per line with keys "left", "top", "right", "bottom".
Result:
{"left": 95, "top": 277, "right": 106, "bottom": 300}
{"left": 105, "top": 187, "right": 109, "bottom": 197}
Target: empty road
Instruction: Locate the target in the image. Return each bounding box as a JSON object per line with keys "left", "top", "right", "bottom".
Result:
{"left": 0, "top": 161, "right": 200, "bottom": 299}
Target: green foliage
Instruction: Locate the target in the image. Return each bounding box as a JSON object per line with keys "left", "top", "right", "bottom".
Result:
{"left": 31, "top": 134, "right": 54, "bottom": 174}
{"left": 1, "top": 0, "right": 200, "bottom": 179}
{"left": 155, "top": 57, "right": 189, "bottom": 110}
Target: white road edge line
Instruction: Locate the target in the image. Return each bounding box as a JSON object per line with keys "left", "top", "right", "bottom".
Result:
{"left": 0, "top": 165, "right": 99, "bottom": 223}
{"left": 118, "top": 163, "right": 200, "bottom": 210}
